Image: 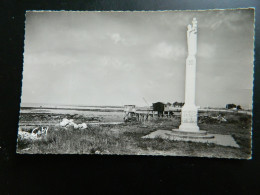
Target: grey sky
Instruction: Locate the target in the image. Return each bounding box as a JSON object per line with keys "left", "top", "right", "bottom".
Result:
{"left": 21, "top": 9, "right": 254, "bottom": 108}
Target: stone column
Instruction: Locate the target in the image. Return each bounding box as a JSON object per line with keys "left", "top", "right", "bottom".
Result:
{"left": 178, "top": 18, "right": 200, "bottom": 132}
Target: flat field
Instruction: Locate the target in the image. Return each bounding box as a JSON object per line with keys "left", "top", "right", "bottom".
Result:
{"left": 17, "top": 108, "right": 252, "bottom": 159}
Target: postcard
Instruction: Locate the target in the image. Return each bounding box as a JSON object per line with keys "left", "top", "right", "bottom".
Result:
{"left": 17, "top": 9, "right": 254, "bottom": 158}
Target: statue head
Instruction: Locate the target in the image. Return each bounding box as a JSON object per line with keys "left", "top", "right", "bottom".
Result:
{"left": 192, "top": 18, "right": 197, "bottom": 25}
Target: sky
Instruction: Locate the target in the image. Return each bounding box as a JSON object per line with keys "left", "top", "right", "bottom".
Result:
{"left": 21, "top": 9, "right": 255, "bottom": 108}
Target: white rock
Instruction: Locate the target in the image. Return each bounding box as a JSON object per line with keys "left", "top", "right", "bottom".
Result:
{"left": 18, "top": 131, "right": 40, "bottom": 141}
{"left": 78, "top": 123, "right": 87, "bottom": 129}
{"left": 60, "top": 118, "right": 70, "bottom": 127}
{"left": 59, "top": 118, "right": 87, "bottom": 130}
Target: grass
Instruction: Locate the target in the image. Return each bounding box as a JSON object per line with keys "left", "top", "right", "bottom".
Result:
{"left": 17, "top": 111, "right": 252, "bottom": 159}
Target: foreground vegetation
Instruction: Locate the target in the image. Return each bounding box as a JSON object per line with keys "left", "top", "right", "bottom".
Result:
{"left": 17, "top": 111, "right": 252, "bottom": 159}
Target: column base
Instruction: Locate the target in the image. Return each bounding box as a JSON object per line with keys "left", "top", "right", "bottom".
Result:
{"left": 178, "top": 123, "right": 200, "bottom": 132}
{"left": 178, "top": 104, "right": 200, "bottom": 132}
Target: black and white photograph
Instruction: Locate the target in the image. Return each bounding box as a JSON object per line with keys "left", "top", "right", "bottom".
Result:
{"left": 17, "top": 9, "right": 254, "bottom": 159}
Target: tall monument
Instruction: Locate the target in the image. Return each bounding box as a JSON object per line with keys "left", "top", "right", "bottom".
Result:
{"left": 143, "top": 18, "right": 215, "bottom": 141}
{"left": 178, "top": 18, "right": 200, "bottom": 132}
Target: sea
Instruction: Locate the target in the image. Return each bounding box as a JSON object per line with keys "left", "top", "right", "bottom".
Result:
{"left": 19, "top": 103, "right": 151, "bottom": 122}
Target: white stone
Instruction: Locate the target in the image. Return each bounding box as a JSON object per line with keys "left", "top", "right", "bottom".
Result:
{"left": 73, "top": 124, "right": 79, "bottom": 129}
{"left": 78, "top": 123, "right": 87, "bottom": 129}
{"left": 178, "top": 18, "right": 200, "bottom": 132}
{"left": 60, "top": 118, "right": 70, "bottom": 127}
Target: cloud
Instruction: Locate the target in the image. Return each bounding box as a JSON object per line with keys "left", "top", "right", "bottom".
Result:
{"left": 198, "top": 43, "right": 215, "bottom": 58}
{"left": 97, "top": 56, "right": 135, "bottom": 74}
{"left": 109, "top": 33, "right": 125, "bottom": 44}
{"left": 151, "top": 42, "right": 185, "bottom": 60}
{"left": 107, "top": 33, "right": 137, "bottom": 46}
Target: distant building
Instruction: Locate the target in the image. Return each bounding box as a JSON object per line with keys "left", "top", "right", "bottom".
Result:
{"left": 152, "top": 102, "right": 166, "bottom": 116}
{"left": 153, "top": 102, "right": 164, "bottom": 111}
{"left": 226, "top": 104, "right": 236, "bottom": 109}
{"left": 152, "top": 102, "right": 175, "bottom": 117}
{"left": 173, "top": 101, "right": 184, "bottom": 108}
{"left": 236, "top": 105, "right": 242, "bottom": 110}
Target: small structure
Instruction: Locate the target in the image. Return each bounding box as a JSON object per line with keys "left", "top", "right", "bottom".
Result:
{"left": 152, "top": 102, "right": 175, "bottom": 117}
{"left": 152, "top": 102, "right": 165, "bottom": 117}
{"left": 226, "top": 104, "right": 236, "bottom": 109}
{"left": 236, "top": 105, "right": 242, "bottom": 110}
{"left": 164, "top": 104, "right": 175, "bottom": 117}
{"left": 226, "top": 104, "right": 241, "bottom": 110}
{"left": 124, "top": 105, "right": 137, "bottom": 122}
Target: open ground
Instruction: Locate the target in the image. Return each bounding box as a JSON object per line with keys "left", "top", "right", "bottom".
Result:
{"left": 16, "top": 108, "right": 252, "bottom": 159}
